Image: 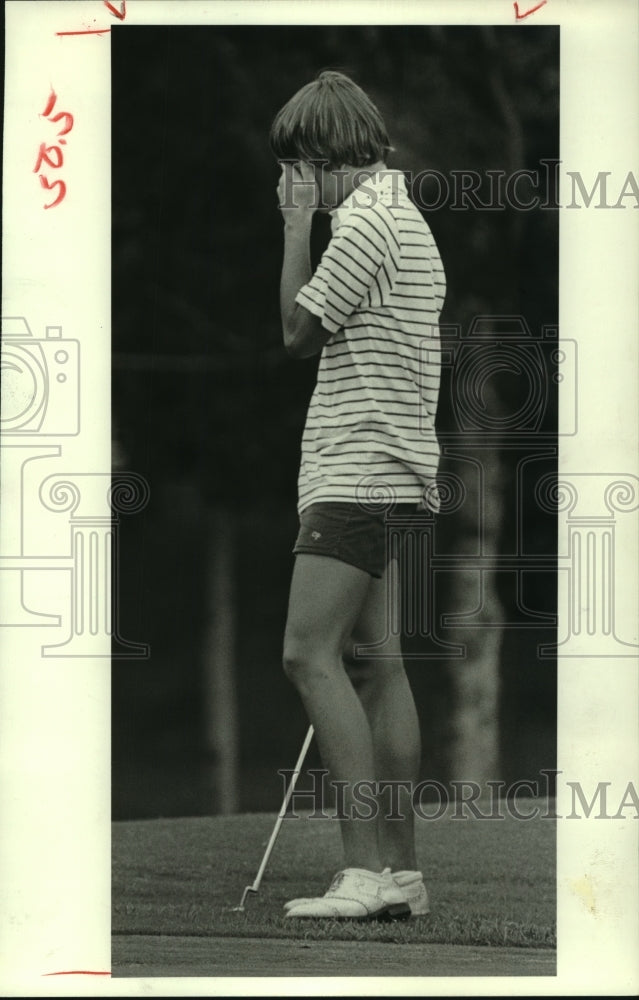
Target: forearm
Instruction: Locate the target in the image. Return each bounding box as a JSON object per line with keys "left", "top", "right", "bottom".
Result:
{"left": 279, "top": 215, "right": 327, "bottom": 359}
{"left": 280, "top": 215, "right": 313, "bottom": 338}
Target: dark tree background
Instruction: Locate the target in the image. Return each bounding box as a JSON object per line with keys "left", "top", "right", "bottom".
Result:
{"left": 111, "top": 25, "right": 558, "bottom": 818}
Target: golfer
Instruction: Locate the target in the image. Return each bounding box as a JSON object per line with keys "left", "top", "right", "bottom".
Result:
{"left": 271, "top": 71, "right": 446, "bottom": 920}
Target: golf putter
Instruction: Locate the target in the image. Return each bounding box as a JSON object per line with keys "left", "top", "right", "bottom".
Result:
{"left": 233, "top": 724, "right": 315, "bottom": 911}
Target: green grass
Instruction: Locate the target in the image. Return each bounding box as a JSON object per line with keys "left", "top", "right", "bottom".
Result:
{"left": 112, "top": 804, "right": 556, "bottom": 948}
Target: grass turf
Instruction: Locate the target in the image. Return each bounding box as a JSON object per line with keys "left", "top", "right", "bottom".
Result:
{"left": 113, "top": 802, "right": 555, "bottom": 949}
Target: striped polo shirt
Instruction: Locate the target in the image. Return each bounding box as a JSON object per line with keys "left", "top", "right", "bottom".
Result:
{"left": 295, "top": 169, "right": 446, "bottom": 514}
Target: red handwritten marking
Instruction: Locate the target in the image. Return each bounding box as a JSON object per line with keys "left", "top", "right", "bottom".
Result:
{"left": 104, "top": 0, "right": 126, "bottom": 19}
{"left": 56, "top": 0, "right": 126, "bottom": 37}
{"left": 36, "top": 90, "right": 73, "bottom": 208}
{"left": 33, "top": 143, "right": 63, "bottom": 172}
{"left": 42, "top": 971, "right": 111, "bottom": 977}
{"left": 39, "top": 175, "right": 66, "bottom": 210}
{"left": 49, "top": 111, "right": 74, "bottom": 136}
{"left": 55, "top": 28, "right": 111, "bottom": 36}
{"left": 514, "top": 0, "right": 548, "bottom": 18}
{"left": 40, "top": 90, "right": 71, "bottom": 126}
{"left": 41, "top": 90, "right": 57, "bottom": 117}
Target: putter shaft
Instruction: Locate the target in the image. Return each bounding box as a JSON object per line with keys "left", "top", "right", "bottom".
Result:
{"left": 235, "top": 724, "right": 314, "bottom": 908}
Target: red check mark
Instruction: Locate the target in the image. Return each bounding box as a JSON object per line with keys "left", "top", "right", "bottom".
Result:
{"left": 104, "top": 0, "right": 126, "bottom": 19}
{"left": 514, "top": 0, "right": 547, "bottom": 19}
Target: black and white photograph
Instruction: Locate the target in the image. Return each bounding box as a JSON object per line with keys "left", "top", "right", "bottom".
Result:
{"left": 111, "top": 21, "right": 561, "bottom": 978}
{"left": 1, "top": 1, "right": 638, "bottom": 995}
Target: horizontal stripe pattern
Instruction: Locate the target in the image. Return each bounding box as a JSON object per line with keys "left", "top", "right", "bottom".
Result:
{"left": 295, "top": 170, "right": 445, "bottom": 514}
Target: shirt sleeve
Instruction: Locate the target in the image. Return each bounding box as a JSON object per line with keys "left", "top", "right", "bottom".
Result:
{"left": 295, "top": 206, "right": 400, "bottom": 335}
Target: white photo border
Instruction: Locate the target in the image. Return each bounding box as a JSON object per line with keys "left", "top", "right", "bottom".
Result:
{"left": 1, "top": 0, "right": 637, "bottom": 995}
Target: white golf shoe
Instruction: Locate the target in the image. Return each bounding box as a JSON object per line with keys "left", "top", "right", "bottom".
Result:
{"left": 284, "top": 867, "right": 411, "bottom": 921}
{"left": 391, "top": 870, "right": 430, "bottom": 915}
{"left": 284, "top": 868, "right": 429, "bottom": 917}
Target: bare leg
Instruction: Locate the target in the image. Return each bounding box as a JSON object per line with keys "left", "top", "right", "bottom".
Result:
{"left": 345, "top": 558, "right": 421, "bottom": 871}
{"left": 282, "top": 554, "right": 381, "bottom": 871}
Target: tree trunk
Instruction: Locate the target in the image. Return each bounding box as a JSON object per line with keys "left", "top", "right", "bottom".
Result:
{"left": 444, "top": 445, "right": 505, "bottom": 785}
{"left": 202, "top": 506, "right": 239, "bottom": 813}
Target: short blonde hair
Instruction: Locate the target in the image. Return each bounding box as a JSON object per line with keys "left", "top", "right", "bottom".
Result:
{"left": 270, "top": 70, "right": 392, "bottom": 170}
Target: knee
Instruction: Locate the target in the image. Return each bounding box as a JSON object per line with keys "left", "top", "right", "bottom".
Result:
{"left": 282, "top": 634, "right": 321, "bottom": 686}
{"left": 283, "top": 629, "right": 345, "bottom": 691}
{"left": 282, "top": 638, "right": 304, "bottom": 684}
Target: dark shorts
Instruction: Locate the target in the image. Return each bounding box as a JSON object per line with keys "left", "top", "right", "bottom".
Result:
{"left": 293, "top": 501, "right": 424, "bottom": 579}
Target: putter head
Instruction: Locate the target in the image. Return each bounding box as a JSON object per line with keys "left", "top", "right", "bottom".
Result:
{"left": 231, "top": 884, "right": 258, "bottom": 912}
